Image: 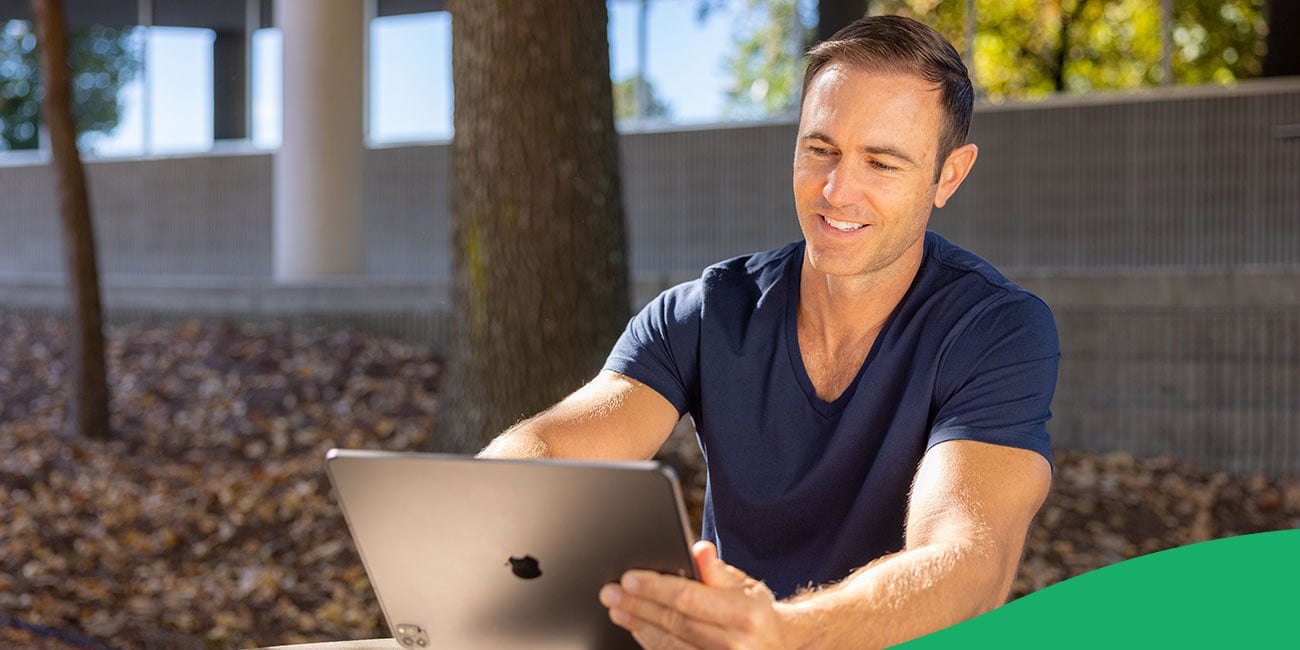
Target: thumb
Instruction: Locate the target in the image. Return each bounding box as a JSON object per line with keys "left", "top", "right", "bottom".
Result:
{"left": 692, "top": 541, "right": 748, "bottom": 589}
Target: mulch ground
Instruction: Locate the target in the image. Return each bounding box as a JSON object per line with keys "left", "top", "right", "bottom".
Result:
{"left": 1, "top": 315, "right": 1297, "bottom": 649}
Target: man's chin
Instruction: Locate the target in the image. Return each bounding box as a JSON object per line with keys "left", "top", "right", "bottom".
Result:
{"left": 804, "top": 248, "right": 875, "bottom": 280}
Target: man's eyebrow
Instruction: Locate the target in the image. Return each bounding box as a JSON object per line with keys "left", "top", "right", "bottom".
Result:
{"left": 801, "top": 131, "right": 835, "bottom": 144}
{"left": 800, "top": 131, "right": 920, "bottom": 167}
{"left": 861, "top": 145, "right": 919, "bottom": 167}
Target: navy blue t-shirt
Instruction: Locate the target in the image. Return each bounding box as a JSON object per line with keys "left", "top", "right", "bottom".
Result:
{"left": 604, "top": 231, "right": 1059, "bottom": 599}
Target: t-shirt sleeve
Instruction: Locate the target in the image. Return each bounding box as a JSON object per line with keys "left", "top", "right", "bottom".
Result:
{"left": 602, "top": 280, "right": 703, "bottom": 416}
{"left": 928, "top": 292, "right": 1060, "bottom": 465}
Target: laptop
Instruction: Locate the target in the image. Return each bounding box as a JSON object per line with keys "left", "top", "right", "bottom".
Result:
{"left": 325, "top": 449, "right": 698, "bottom": 650}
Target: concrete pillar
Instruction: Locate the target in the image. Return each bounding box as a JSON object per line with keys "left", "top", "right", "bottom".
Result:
{"left": 274, "top": 0, "right": 365, "bottom": 280}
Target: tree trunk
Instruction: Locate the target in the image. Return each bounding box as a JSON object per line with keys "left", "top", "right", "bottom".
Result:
{"left": 816, "top": 0, "right": 870, "bottom": 45}
{"left": 442, "top": 0, "right": 630, "bottom": 453}
{"left": 1263, "top": 0, "right": 1300, "bottom": 77}
{"left": 1052, "top": 0, "right": 1082, "bottom": 92}
{"left": 31, "top": 0, "right": 111, "bottom": 440}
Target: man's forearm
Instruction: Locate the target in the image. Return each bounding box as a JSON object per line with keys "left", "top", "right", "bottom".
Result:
{"left": 476, "top": 418, "right": 553, "bottom": 459}
{"left": 473, "top": 371, "right": 679, "bottom": 461}
{"left": 777, "top": 540, "right": 1008, "bottom": 649}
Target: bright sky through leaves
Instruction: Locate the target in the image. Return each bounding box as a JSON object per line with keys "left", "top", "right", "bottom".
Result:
{"left": 11, "top": 0, "right": 1273, "bottom": 157}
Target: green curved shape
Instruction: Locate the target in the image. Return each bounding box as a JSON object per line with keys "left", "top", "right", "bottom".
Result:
{"left": 898, "top": 529, "right": 1300, "bottom": 648}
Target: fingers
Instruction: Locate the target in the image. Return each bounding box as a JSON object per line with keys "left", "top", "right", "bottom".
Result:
{"left": 630, "top": 623, "right": 703, "bottom": 650}
{"left": 599, "top": 549, "right": 772, "bottom": 649}
{"left": 608, "top": 570, "right": 756, "bottom": 629}
{"left": 602, "top": 583, "right": 730, "bottom": 649}
{"left": 691, "top": 541, "right": 749, "bottom": 589}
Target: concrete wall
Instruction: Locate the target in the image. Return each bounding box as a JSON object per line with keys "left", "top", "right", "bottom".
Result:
{"left": 4, "top": 80, "right": 1298, "bottom": 277}
{"left": 3, "top": 78, "right": 1300, "bottom": 475}
{"left": 1021, "top": 272, "right": 1300, "bottom": 476}
{"left": 933, "top": 80, "right": 1300, "bottom": 270}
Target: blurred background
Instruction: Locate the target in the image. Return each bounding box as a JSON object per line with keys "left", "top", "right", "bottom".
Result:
{"left": 0, "top": 0, "right": 1297, "bottom": 648}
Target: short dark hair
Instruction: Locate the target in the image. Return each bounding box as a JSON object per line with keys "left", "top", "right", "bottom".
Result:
{"left": 802, "top": 15, "right": 973, "bottom": 179}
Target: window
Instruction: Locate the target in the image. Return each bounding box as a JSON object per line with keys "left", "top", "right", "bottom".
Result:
{"left": 146, "top": 26, "right": 214, "bottom": 154}
{"left": 251, "top": 27, "right": 281, "bottom": 149}
{"left": 368, "top": 12, "right": 453, "bottom": 144}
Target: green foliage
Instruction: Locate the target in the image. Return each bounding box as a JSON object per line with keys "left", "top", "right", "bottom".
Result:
{"left": 871, "top": 0, "right": 1267, "bottom": 101}
{"left": 721, "top": 0, "right": 812, "bottom": 118}
{"left": 872, "top": 0, "right": 967, "bottom": 51}
{"left": 1168, "top": 0, "right": 1267, "bottom": 84}
{"left": 714, "top": 0, "right": 1268, "bottom": 111}
{"left": 613, "top": 74, "right": 672, "bottom": 120}
{"left": 0, "top": 20, "right": 140, "bottom": 151}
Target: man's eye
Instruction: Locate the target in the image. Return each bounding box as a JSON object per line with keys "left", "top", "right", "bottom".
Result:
{"left": 870, "top": 160, "right": 899, "bottom": 172}
{"left": 808, "top": 146, "right": 833, "bottom": 157}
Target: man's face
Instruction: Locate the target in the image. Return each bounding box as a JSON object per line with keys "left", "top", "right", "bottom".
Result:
{"left": 792, "top": 63, "right": 949, "bottom": 281}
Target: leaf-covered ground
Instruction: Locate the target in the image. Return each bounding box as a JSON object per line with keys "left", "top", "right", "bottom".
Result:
{"left": 1, "top": 316, "right": 1297, "bottom": 649}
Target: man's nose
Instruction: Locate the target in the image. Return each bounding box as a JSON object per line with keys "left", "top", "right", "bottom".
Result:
{"left": 822, "top": 164, "right": 865, "bottom": 207}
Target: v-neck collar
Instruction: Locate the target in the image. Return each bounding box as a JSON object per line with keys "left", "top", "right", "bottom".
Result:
{"left": 783, "top": 239, "right": 927, "bottom": 418}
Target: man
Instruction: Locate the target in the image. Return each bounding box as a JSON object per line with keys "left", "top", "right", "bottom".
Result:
{"left": 480, "top": 15, "right": 1058, "bottom": 649}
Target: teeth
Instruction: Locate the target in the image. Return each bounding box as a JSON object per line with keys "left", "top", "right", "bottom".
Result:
{"left": 824, "top": 215, "right": 865, "bottom": 231}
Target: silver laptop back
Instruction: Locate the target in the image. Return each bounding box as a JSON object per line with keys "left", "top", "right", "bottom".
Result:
{"left": 326, "top": 449, "right": 697, "bottom": 650}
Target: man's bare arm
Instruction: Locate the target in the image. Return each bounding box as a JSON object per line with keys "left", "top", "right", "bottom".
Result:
{"left": 601, "top": 438, "right": 1050, "bottom": 649}
{"left": 478, "top": 370, "right": 682, "bottom": 462}
{"left": 771, "top": 439, "right": 1050, "bottom": 647}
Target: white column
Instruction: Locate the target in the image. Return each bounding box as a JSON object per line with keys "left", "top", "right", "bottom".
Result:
{"left": 274, "top": 0, "right": 365, "bottom": 280}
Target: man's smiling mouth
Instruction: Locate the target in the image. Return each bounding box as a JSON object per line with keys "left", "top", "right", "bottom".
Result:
{"left": 821, "top": 214, "right": 867, "bottom": 232}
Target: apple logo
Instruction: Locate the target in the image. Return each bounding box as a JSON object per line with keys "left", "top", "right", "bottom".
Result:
{"left": 508, "top": 555, "right": 542, "bottom": 580}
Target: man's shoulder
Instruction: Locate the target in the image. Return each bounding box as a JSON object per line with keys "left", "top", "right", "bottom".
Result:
{"left": 916, "top": 232, "right": 1057, "bottom": 350}
{"left": 917, "top": 232, "right": 1058, "bottom": 359}
{"left": 701, "top": 241, "right": 802, "bottom": 288}
{"left": 923, "top": 231, "right": 1041, "bottom": 303}
{"left": 648, "top": 242, "right": 801, "bottom": 316}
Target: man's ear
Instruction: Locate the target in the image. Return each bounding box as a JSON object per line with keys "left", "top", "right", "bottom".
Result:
{"left": 933, "top": 143, "right": 978, "bottom": 209}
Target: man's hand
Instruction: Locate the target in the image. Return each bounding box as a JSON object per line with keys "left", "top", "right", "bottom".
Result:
{"left": 599, "top": 541, "right": 801, "bottom": 649}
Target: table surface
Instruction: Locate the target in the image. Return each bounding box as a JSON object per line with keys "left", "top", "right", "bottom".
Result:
{"left": 259, "top": 639, "right": 403, "bottom": 650}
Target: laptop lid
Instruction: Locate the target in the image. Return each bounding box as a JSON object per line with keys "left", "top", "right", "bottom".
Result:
{"left": 325, "top": 449, "right": 697, "bottom": 650}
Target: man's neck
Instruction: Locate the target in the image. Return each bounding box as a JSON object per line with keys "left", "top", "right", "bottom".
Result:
{"left": 797, "top": 246, "right": 923, "bottom": 352}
